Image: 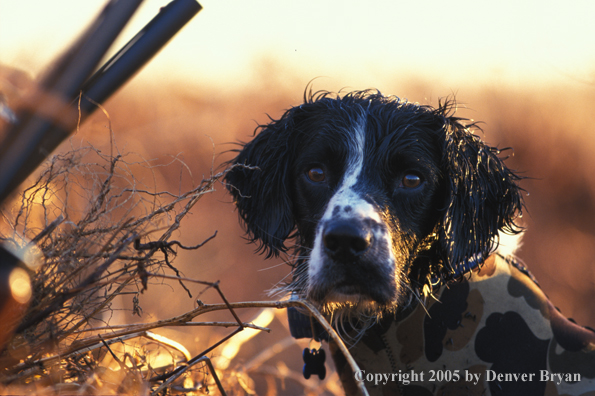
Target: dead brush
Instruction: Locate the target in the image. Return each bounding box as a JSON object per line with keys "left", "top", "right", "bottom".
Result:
{"left": 0, "top": 141, "right": 256, "bottom": 395}
{"left": 0, "top": 140, "right": 354, "bottom": 395}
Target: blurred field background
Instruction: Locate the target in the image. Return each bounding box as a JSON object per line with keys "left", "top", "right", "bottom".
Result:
{"left": 1, "top": 0, "right": 595, "bottom": 394}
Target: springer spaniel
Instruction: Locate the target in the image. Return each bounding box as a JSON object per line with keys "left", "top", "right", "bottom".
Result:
{"left": 225, "top": 90, "right": 595, "bottom": 396}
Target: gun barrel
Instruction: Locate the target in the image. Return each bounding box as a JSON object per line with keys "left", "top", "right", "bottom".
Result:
{"left": 0, "top": 0, "right": 144, "bottom": 204}
{"left": 81, "top": 0, "right": 202, "bottom": 114}
{"left": 0, "top": 0, "right": 202, "bottom": 205}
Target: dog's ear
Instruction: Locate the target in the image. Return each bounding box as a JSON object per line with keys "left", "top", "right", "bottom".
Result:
{"left": 437, "top": 116, "right": 524, "bottom": 279}
{"left": 224, "top": 109, "right": 302, "bottom": 258}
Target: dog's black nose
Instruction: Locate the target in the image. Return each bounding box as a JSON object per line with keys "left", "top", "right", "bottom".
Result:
{"left": 323, "top": 221, "right": 372, "bottom": 260}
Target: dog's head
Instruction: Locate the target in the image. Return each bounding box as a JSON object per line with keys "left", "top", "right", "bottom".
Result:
{"left": 225, "top": 90, "right": 523, "bottom": 313}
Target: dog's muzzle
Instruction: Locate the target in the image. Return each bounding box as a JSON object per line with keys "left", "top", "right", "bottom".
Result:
{"left": 307, "top": 215, "right": 397, "bottom": 306}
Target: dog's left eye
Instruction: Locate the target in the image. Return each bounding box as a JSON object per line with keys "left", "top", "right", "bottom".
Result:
{"left": 400, "top": 173, "right": 422, "bottom": 189}
{"left": 307, "top": 167, "right": 326, "bottom": 183}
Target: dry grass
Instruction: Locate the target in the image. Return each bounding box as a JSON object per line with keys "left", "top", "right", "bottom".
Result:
{"left": 0, "top": 139, "right": 224, "bottom": 392}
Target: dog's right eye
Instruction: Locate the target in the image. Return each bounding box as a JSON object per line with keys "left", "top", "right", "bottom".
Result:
{"left": 400, "top": 173, "right": 423, "bottom": 189}
{"left": 307, "top": 167, "right": 326, "bottom": 183}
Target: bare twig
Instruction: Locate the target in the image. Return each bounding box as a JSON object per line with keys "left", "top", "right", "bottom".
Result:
{"left": 151, "top": 355, "right": 227, "bottom": 396}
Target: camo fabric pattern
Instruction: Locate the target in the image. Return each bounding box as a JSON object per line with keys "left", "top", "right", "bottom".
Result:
{"left": 331, "top": 254, "right": 595, "bottom": 396}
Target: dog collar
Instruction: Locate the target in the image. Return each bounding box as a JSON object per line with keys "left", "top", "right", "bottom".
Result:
{"left": 287, "top": 293, "right": 329, "bottom": 380}
{"left": 434, "top": 253, "right": 486, "bottom": 287}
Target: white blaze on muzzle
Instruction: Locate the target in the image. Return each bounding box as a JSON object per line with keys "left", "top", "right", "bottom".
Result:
{"left": 307, "top": 118, "right": 396, "bottom": 302}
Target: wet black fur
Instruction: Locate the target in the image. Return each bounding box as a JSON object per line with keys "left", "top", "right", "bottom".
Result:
{"left": 225, "top": 89, "right": 523, "bottom": 295}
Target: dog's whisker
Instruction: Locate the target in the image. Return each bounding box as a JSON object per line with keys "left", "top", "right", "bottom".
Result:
{"left": 402, "top": 281, "right": 432, "bottom": 317}
{"left": 257, "top": 261, "right": 293, "bottom": 272}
